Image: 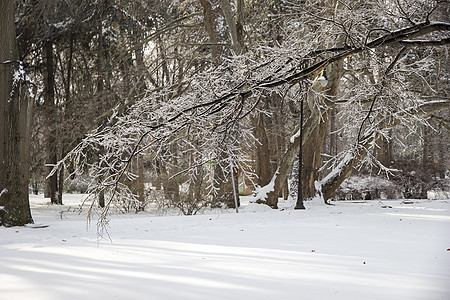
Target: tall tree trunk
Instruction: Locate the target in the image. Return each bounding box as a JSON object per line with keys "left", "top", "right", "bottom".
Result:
{"left": 198, "top": 0, "right": 228, "bottom": 60}
{"left": 199, "top": 0, "right": 242, "bottom": 208}
{"left": 57, "top": 149, "right": 64, "bottom": 205}
{"left": 299, "top": 60, "right": 344, "bottom": 199}
{"left": 137, "top": 155, "right": 145, "bottom": 210}
{"left": 422, "top": 124, "right": 431, "bottom": 181}
{"left": 330, "top": 108, "right": 337, "bottom": 156}
{"left": 0, "top": 0, "right": 33, "bottom": 226}
{"left": 96, "top": 8, "right": 107, "bottom": 208}
{"left": 56, "top": 34, "right": 74, "bottom": 206}
{"left": 377, "top": 131, "right": 392, "bottom": 168}
{"left": 255, "top": 113, "right": 272, "bottom": 187}
{"left": 272, "top": 92, "right": 289, "bottom": 201}
{"left": 302, "top": 109, "right": 331, "bottom": 198}
{"left": 219, "top": 0, "right": 245, "bottom": 55}
{"left": 43, "top": 40, "right": 58, "bottom": 204}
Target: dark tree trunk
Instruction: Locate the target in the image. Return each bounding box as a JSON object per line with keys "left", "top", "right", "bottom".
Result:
{"left": 255, "top": 113, "right": 272, "bottom": 187}
{"left": 302, "top": 110, "right": 331, "bottom": 199}
{"left": 295, "top": 98, "right": 305, "bottom": 209}
{"left": 377, "top": 132, "right": 393, "bottom": 168}
{"left": 0, "top": 0, "right": 33, "bottom": 226}
{"left": 96, "top": 10, "right": 108, "bottom": 208}
{"left": 213, "top": 162, "right": 240, "bottom": 209}
{"left": 137, "top": 155, "right": 145, "bottom": 210}
{"left": 98, "top": 190, "right": 105, "bottom": 208}
{"left": 422, "top": 125, "right": 432, "bottom": 181}
{"left": 44, "top": 181, "right": 50, "bottom": 198}
{"left": 330, "top": 108, "right": 337, "bottom": 156}
{"left": 57, "top": 154, "right": 64, "bottom": 205}
{"left": 198, "top": 0, "right": 228, "bottom": 60}
{"left": 43, "top": 40, "right": 58, "bottom": 204}
{"left": 55, "top": 34, "right": 73, "bottom": 206}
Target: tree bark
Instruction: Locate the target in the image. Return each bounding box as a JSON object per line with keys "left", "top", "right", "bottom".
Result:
{"left": 43, "top": 40, "right": 59, "bottom": 204}
{"left": 0, "top": 0, "right": 33, "bottom": 226}
{"left": 330, "top": 108, "right": 337, "bottom": 156}
{"left": 303, "top": 61, "right": 343, "bottom": 199}
{"left": 198, "top": 0, "right": 228, "bottom": 60}
{"left": 377, "top": 131, "right": 393, "bottom": 168}
{"left": 255, "top": 113, "right": 272, "bottom": 187}
{"left": 55, "top": 34, "right": 74, "bottom": 206}
{"left": 57, "top": 150, "right": 64, "bottom": 205}
{"left": 137, "top": 155, "right": 145, "bottom": 210}
{"left": 96, "top": 8, "right": 107, "bottom": 208}
{"left": 302, "top": 109, "right": 331, "bottom": 198}
{"left": 219, "top": 0, "right": 245, "bottom": 55}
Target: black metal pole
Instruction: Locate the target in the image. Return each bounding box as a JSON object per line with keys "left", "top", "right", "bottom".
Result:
{"left": 295, "top": 97, "right": 305, "bottom": 210}
{"left": 230, "top": 163, "right": 239, "bottom": 213}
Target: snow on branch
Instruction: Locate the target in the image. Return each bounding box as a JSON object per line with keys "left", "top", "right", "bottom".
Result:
{"left": 0, "top": 188, "right": 8, "bottom": 198}
{"left": 315, "top": 151, "right": 354, "bottom": 197}
{"left": 0, "top": 60, "right": 35, "bottom": 102}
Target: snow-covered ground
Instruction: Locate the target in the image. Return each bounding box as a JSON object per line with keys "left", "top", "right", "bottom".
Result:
{"left": 1, "top": 194, "right": 449, "bottom": 300}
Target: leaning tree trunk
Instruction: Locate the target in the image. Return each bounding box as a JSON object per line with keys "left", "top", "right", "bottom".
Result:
{"left": 260, "top": 99, "right": 449, "bottom": 207}
{"left": 319, "top": 100, "right": 450, "bottom": 201}
{"left": 0, "top": 0, "right": 34, "bottom": 226}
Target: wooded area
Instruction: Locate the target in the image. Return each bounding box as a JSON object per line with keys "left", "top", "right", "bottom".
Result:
{"left": 1, "top": 0, "right": 449, "bottom": 226}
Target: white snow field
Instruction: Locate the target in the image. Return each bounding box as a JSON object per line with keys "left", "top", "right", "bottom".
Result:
{"left": 1, "top": 194, "right": 449, "bottom": 300}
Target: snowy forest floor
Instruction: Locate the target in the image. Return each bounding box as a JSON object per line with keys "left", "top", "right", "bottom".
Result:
{"left": 1, "top": 194, "right": 449, "bottom": 300}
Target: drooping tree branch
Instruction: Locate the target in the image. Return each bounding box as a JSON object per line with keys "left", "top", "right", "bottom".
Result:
{"left": 56, "top": 15, "right": 450, "bottom": 215}
{"left": 86, "top": 20, "right": 450, "bottom": 148}
{"left": 399, "top": 37, "right": 450, "bottom": 47}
